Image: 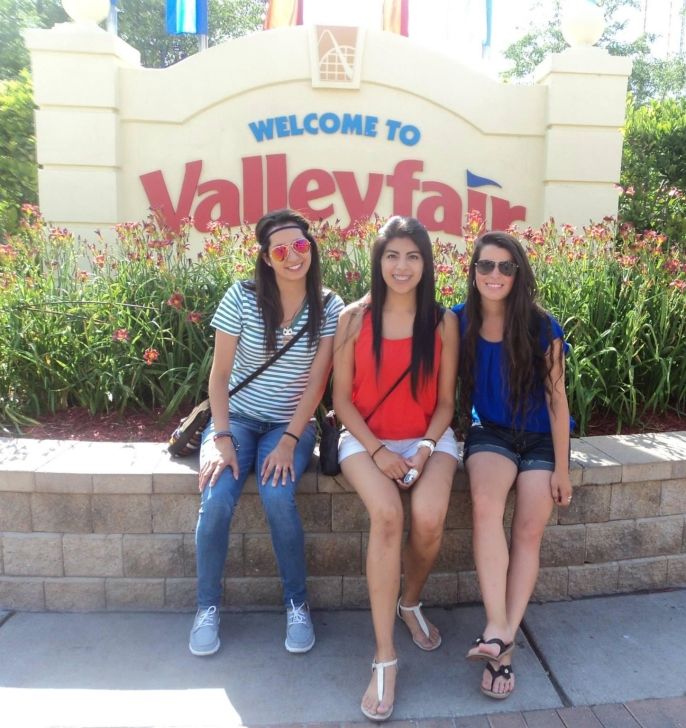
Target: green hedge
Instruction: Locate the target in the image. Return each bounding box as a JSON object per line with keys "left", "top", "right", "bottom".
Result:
{"left": 620, "top": 96, "right": 686, "bottom": 246}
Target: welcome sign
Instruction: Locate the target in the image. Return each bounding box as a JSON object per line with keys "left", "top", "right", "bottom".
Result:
{"left": 26, "top": 23, "right": 631, "bottom": 247}
{"left": 140, "top": 154, "right": 525, "bottom": 235}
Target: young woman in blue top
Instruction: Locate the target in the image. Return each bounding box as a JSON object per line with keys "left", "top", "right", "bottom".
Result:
{"left": 452, "top": 231, "right": 572, "bottom": 700}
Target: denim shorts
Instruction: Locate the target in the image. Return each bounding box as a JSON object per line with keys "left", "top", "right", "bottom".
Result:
{"left": 463, "top": 421, "right": 556, "bottom": 472}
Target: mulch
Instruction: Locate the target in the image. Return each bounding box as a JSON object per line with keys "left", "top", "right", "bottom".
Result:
{"left": 18, "top": 406, "right": 173, "bottom": 442}
{"left": 582, "top": 409, "right": 686, "bottom": 437}
{"left": 10, "top": 406, "right": 686, "bottom": 442}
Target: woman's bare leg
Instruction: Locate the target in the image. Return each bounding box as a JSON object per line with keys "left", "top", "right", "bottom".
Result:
{"left": 481, "top": 468, "right": 553, "bottom": 696}
{"left": 342, "top": 452, "right": 403, "bottom": 717}
{"left": 399, "top": 452, "right": 456, "bottom": 648}
{"left": 467, "top": 452, "right": 518, "bottom": 659}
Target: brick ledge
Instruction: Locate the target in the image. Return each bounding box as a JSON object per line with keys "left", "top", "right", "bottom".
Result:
{"left": 2, "top": 431, "right": 686, "bottom": 493}
{"left": 2, "top": 432, "right": 685, "bottom": 611}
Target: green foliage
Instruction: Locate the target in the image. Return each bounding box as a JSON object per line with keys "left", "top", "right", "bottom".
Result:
{"left": 500, "top": 0, "right": 566, "bottom": 82}
{"left": 620, "top": 96, "right": 686, "bottom": 244}
{"left": 0, "top": 0, "right": 67, "bottom": 81}
{"left": 630, "top": 56, "right": 686, "bottom": 105}
{"left": 2, "top": 211, "right": 686, "bottom": 436}
{"left": 0, "top": 71, "right": 36, "bottom": 238}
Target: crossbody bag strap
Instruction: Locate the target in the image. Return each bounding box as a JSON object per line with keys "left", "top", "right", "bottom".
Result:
{"left": 228, "top": 292, "right": 333, "bottom": 397}
{"left": 363, "top": 309, "right": 443, "bottom": 423}
{"left": 363, "top": 365, "right": 411, "bottom": 423}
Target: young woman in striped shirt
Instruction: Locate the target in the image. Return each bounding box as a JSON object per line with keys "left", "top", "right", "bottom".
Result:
{"left": 189, "top": 209, "right": 343, "bottom": 657}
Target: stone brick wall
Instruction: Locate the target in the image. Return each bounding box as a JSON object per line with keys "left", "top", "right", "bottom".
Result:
{"left": 1, "top": 433, "right": 685, "bottom": 611}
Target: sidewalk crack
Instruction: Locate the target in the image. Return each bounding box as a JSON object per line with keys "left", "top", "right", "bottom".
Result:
{"left": 520, "top": 619, "right": 573, "bottom": 708}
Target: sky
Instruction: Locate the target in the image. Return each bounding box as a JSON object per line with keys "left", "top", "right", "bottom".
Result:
{"left": 301, "top": 0, "right": 684, "bottom": 77}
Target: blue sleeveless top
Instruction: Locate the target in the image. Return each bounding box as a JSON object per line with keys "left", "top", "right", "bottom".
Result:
{"left": 452, "top": 303, "right": 570, "bottom": 433}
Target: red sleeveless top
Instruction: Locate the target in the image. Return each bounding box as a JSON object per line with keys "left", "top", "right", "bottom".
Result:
{"left": 352, "top": 312, "right": 441, "bottom": 439}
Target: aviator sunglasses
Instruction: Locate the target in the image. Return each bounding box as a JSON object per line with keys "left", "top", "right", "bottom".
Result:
{"left": 474, "top": 259, "right": 519, "bottom": 277}
{"left": 269, "top": 238, "right": 311, "bottom": 262}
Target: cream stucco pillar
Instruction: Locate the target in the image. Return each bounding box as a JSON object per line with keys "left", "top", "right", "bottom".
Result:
{"left": 24, "top": 23, "right": 140, "bottom": 239}
{"left": 535, "top": 47, "right": 632, "bottom": 228}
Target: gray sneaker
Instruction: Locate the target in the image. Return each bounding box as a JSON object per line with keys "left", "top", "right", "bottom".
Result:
{"left": 285, "top": 600, "right": 315, "bottom": 653}
{"left": 189, "top": 605, "right": 220, "bottom": 656}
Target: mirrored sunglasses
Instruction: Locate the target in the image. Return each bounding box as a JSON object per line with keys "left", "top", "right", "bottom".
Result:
{"left": 269, "top": 238, "right": 311, "bottom": 262}
{"left": 474, "top": 259, "right": 519, "bottom": 277}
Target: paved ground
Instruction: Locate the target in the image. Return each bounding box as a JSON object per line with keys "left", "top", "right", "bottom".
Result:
{"left": 1, "top": 590, "right": 685, "bottom": 728}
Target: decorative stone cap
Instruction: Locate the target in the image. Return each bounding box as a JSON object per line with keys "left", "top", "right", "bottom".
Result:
{"left": 62, "top": 0, "right": 110, "bottom": 25}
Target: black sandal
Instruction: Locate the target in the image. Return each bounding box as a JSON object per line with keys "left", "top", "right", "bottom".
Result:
{"left": 480, "top": 662, "right": 514, "bottom": 700}
{"left": 466, "top": 634, "right": 514, "bottom": 662}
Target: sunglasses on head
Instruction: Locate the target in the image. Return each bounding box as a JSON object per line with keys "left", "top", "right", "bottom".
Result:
{"left": 474, "top": 259, "right": 519, "bottom": 277}
{"left": 269, "top": 238, "right": 311, "bottom": 262}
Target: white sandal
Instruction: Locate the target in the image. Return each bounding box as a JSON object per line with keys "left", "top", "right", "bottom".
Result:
{"left": 360, "top": 658, "right": 398, "bottom": 722}
{"left": 396, "top": 598, "right": 442, "bottom": 651}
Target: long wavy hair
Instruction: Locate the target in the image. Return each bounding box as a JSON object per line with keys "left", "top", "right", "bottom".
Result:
{"left": 459, "top": 231, "right": 561, "bottom": 429}
{"left": 369, "top": 216, "right": 444, "bottom": 399}
{"left": 251, "top": 208, "right": 324, "bottom": 352}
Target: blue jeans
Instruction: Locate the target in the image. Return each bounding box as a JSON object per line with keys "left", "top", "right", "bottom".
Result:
{"left": 195, "top": 413, "right": 316, "bottom": 609}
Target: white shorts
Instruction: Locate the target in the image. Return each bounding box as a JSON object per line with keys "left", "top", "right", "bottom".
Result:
{"left": 338, "top": 426, "right": 459, "bottom": 464}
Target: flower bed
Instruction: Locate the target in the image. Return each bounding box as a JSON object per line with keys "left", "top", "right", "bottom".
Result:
{"left": 1, "top": 207, "right": 686, "bottom": 436}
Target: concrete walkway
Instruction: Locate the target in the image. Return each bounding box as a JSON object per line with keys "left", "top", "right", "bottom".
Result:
{"left": 1, "top": 590, "right": 685, "bottom": 728}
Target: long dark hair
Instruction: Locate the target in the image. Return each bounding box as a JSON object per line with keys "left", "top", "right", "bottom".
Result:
{"left": 251, "top": 208, "right": 324, "bottom": 352}
{"left": 459, "top": 231, "right": 560, "bottom": 429}
{"left": 370, "top": 216, "right": 443, "bottom": 398}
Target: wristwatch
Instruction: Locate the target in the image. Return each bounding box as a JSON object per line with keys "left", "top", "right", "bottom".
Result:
{"left": 417, "top": 439, "right": 435, "bottom": 456}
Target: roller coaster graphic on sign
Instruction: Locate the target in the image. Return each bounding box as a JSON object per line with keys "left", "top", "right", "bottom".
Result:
{"left": 318, "top": 29, "right": 355, "bottom": 82}
{"left": 310, "top": 26, "right": 363, "bottom": 88}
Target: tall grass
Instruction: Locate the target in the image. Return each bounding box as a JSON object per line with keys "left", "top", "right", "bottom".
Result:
{"left": 1, "top": 207, "right": 685, "bottom": 434}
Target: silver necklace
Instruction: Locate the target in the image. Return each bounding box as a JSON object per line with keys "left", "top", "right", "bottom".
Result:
{"left": 281, "top": 297, "right": 306, "bottom": 341}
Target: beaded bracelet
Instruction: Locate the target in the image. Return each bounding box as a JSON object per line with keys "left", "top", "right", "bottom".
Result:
{"left": 283, "top": 431, "right": 300, "bottom": 443}
{"left": 213, "top": 430, "right": 240, "bottom": 450}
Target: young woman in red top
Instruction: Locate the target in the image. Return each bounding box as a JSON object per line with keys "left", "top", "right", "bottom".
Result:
{"left": 333, "top": 216, "right": 459, "bottom": 722}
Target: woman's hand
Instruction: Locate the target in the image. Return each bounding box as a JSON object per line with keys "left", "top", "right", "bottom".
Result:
{"left": 261, "top": 436, "right": 297, "bottom": 487}
{"left": 372, "top": 446, "right": 407, "bottom": 483}
{"left": 397, "top": 447, "right": 432, "bottom": 489}
{"left": 199, "top": 438, "right": 239, "bottom": 492}
{"left": 550, "top": 468, "right": 572, "bottom": 507}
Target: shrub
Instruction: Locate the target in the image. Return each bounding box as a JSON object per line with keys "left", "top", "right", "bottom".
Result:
{"left": 1, "top": 209, "right": 685, "bottom": 435}
{"left": 620, "top": 96, "right": 686, "bottom": 246}
{"left": 0, "top": 70, "right": 37, "bottom": 237}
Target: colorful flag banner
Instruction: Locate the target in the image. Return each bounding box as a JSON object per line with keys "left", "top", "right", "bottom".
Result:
{"left": 264, "top": 0, "right": 304, "bottom": 29}
{"left": 382, "top": 0, "right": 409, "bottom": 36}
{"left": 166, "top": 0, "right": 208, "bottom": 35}
{"left": 483, "top": 0, "right": 492, "bottom": 53}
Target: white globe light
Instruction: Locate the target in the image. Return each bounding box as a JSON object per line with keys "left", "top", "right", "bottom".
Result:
{"left": 62, "top": 0, "right": 110, "bottom": 25}
{"left": 561, "top": 0, "right": 605, "bottom": 47}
